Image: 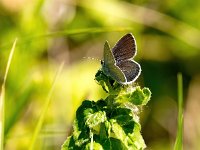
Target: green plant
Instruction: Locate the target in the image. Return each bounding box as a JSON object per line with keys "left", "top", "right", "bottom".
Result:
{"left": 61, "top": 68, "right": 151, "bottom": 149}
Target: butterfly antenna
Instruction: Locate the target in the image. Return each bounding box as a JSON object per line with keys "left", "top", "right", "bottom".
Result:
{"left": 83, "top": 57, "right": 101, "bottom": 62}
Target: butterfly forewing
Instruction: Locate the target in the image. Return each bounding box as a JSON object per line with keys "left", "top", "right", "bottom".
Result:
{"left": 103, "top": 41, "right": 126, "bottom": 83}
{"left": 116, "top": 60, "right": 141, "bottom": 83}
{"left": 103, "top": 41, "right": 115, "bottom": 64}
{"left": 112, "top": 33, "right": 136, "bottom": 62}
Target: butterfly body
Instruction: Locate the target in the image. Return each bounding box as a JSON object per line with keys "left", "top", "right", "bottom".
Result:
{"left": 102, "top": 33, "right": 141, "bottom": 85}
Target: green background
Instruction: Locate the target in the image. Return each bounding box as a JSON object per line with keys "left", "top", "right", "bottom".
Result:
{"left": 0, "top": 0, "right": 200, "bottom": 149}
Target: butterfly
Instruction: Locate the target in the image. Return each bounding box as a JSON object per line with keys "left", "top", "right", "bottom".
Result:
{"left": 101, "top": 33, "right": 141, "bottom": 85}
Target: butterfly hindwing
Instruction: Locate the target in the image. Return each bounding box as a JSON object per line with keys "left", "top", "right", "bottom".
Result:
{"left": 112, "top": 33, "right": 136, "bottom": 62}
{"left": 116, "top": 60, "right": 141, "bottom": 83}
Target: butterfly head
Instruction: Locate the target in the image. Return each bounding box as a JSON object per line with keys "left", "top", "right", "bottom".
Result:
{"left": 100, "top": 60, "right": 104, "bottom": 65}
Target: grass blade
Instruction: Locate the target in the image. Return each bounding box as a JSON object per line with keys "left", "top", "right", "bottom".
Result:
{"left": 174, "top": 73, "right": 183, "bottom": 150}
{"left": 29, "top": 61, "right": 65, "bottom": 150}
{"left": 0, "top": 27, "right": 133, "bottom": 50}
{"left": 0, "top": 86, "right": 5, "bottom": 150}
{"left": 0, "top": 39, "right": 17, "bottom": 150}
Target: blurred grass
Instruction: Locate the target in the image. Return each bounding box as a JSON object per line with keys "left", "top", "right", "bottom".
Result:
{"left": 174, "top": 73, "right": 183, "bottom": 150}
{"left": 80, "top": 0, "right": 200, "bottom": 50}
{"left": 0, "top": 39, "right": 17, "bottom": 150}
{"left": 0, "top": 27, "right": 133, "bottom": 50}
{"left": 29, "top": 61, "right": 64, "bottom": 150}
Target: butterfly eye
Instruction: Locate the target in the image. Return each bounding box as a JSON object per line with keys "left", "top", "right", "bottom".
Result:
{"left": 100, "top": 60, "right": 104, "bottom": 65}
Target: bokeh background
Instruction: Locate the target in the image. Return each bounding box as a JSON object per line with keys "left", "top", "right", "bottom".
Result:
{"left": 1, "top": 0, "right": 200, "bottom": 149}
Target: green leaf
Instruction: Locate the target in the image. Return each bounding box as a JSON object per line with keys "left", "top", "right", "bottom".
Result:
{"left": 85, "top": 111, "right": 107, "bottom": 129}
{"left": 128, "top": 123, "right": 146, "bottom": 149}
{"left": 109, "top": 120, "right": 140, "bottom": 150}
{"left": 108, "top": 137, "right": 127, "bottom": 150}
{"left": 85, "top": 142, "right": 104, "bottom": 150}
{"left": 117, "top": 86, "right": 151, "bottom": 105}
{"left": 129, "top": 87, "right": 151, "bottom": 105}
{"left": 61, "top": 136, "right": 76, "bottom": 150}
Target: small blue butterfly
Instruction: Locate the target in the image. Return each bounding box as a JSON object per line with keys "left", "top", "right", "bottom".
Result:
{"left": 101, "top": 33, "right": 141, "bottom": 85}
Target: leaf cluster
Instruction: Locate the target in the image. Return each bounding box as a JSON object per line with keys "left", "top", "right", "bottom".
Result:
{"left": 62, "top": 70, "right": 151, "bottom": 150}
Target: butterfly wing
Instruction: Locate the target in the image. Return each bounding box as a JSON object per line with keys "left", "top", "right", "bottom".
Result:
{"left": 103, "top": 41, "right": 115, "bottom": 64}
{"left": 102, "top": 41, "right": 126, "bottom": 83}
{"left": 116, "top": 60, "right": 141, "bottom": 83}
{"left": 112, "top": 33, "right": 136, "bottom": 62}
